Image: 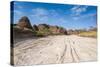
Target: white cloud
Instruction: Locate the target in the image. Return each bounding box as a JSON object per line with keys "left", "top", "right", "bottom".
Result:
{"left": 71, "top": 5, "right": 88, "bottom": 16}
{"left": 81, "top": 13, "right": 97, "bottom": 18}
{"left": 70, "top": 5, "right": 89, "bottom": 20}
{"left": 31, "top": 8, "right": 60, "bottom": 18}
{"left": 30, "top": 8, "right": 67, "bottom": 26}
{"left": 49, "top": 10, "right": 59, "bottom": 17}
{"left": 30, "top": 8, "right": 49, "bottom": 23}
{"left": 32, "top": 8, "right": 48, "bottom": 16}
{"left": 72, "top": 13, "right": 96, "bottom": 21}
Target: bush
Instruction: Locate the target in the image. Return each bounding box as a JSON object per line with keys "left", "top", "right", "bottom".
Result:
{"left": 35, "top": 31, "right": 45, "bottom": 37}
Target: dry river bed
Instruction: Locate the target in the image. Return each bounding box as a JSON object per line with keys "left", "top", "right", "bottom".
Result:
{"left": 13, "top": 35, "right": 97, "bottom": 65}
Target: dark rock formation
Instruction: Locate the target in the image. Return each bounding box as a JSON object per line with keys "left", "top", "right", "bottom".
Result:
{"left": 33, "top": 25, "right": 39, "bottom": 31}
{"left": 17, "top": 16, "right": 32, "bottom": 29}
{"left": 13, "top": 16, "right": 35, "bottom": 40}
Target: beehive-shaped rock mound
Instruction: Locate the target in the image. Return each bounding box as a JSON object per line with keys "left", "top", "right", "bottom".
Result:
{"left": 17, "top": 16, "right": 32, "bottom": 29}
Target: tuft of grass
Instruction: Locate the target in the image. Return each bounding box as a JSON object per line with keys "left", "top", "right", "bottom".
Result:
{"left": 78, "top": 31, "right": 97, "bottom": 38}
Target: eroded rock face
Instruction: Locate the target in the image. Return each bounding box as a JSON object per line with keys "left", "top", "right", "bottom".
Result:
{"left": 17, "top": 16, "right": 32, "bottom": 29}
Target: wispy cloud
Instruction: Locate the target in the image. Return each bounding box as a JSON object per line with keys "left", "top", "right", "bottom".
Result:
{"left": 48, "top": 10, "right": 59, "bottom": 17}
{"left": 30, "top": 8, "right": 49, "bottom": 23}
{"left": 32, "top": 8, "right": 48, "bottom": 17}
{"left": 30, "top": 8, "right": 68, "bottom": 25}
{"left": 82, "top": 13, "right": 97, "bottom": 18}
{"left": 70, "top": 5, "right": 88, "bottom": 20}
{"left": 71, "top": 5, "right": 88, "bottom": 16}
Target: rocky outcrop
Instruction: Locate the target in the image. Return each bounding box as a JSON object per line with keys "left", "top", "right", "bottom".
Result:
{"left": 17, "top": 16, "right": 32, "bottom": 29}
{"left": 13, "top": 16, "right": 68, "bottom": 38}
{"left": 33, "top": 24, "right": 68, "bottom": 35}
{"left": 49, "top": 26, "right": 67, "bottom": 35}
{"left": 13, "top": 16, "right": 35, "bottom": 39}
{"left": 37, "top": 24, "right": 49, "bottom": 31}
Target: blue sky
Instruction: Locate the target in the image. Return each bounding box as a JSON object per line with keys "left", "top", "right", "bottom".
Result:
{"left": 11, "top": 1, "right": 97, "bottom": 30}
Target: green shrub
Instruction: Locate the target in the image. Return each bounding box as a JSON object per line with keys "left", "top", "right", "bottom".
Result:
{"left": 35, "top": 31, "right": 45, "bottom": 37}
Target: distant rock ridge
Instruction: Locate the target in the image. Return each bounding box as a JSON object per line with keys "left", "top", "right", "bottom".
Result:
{"left": 13, "top": 16, "right": 68, "bottom": 38}
{"left": 33, "top": 24, "right": 68, "bottom": 35}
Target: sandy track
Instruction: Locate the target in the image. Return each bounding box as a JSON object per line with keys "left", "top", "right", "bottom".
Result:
{"left": 13, "top": 35, "right": 97, "bottom": 65}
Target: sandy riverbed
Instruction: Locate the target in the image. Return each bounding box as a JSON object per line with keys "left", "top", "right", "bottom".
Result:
{"left": 13, "top": 35, "right": 97, "bottom": 65}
